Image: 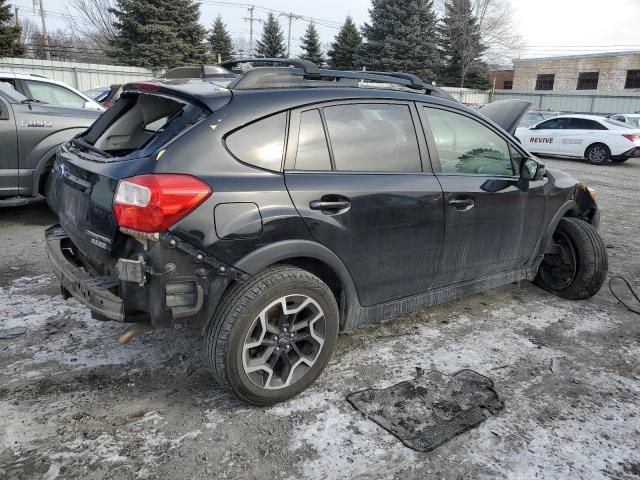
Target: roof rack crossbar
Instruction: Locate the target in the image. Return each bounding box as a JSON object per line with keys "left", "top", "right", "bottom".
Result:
{"left": 219, "top": 57, "right": 321, "bottom": 76}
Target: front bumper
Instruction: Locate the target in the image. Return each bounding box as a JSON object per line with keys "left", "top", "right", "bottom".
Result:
{"left": 45, "top": 225, "right": 241, "bottom": 327}
{"left": 46, "top": 226, "right": 125, "bottom": 321}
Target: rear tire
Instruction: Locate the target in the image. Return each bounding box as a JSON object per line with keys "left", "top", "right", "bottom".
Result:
{"left": 534, "top": 217, "right": 608, "bottom": 300}
{"left": 585, "top": 143, "right": 611, "bottom": 165}
{"left": 204, "top": 265, "right": 339, "bottom": 406}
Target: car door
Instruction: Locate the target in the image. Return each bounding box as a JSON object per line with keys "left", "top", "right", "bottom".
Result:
{"left": 0, "top": 95, "right": 19, "bottom": 197}
{"left": 419, "top": 105, "right": 546, "bottom": 287}
{"left": 523, "top": 117, "right": 572, "bottom": 155}
{"left": 560, "top": 118, "right": 607, "bottom": 156}
{"left": 22, "top": 79, "right": 88, "bottom": 110}
{"left": 285, "top": 101, "right": 445, "bottom": 307}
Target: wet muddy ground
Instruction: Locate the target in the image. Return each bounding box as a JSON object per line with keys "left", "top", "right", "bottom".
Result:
{"left": 1, "top": 157, "right": 639, "bottom": 479}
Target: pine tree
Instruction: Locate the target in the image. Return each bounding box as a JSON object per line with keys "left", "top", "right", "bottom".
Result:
{"left": 0, "top": 0, "right": 26, "bottom": 57}
{"left": 109, "top": 0, "right": 208, "bottom": 68}
{"left": 328, "top": 16, "right": 361, "bottom": 70}
{"left": 357, "top": 0, "right": 440, "bottom": 81}
{"left": 299, "top": 22, "right": 323, "bottom": 65}
{"left": 208, "top": 15, "right": 233, "bottom": 62}
{"left": 255, "top": 13, "right": 285, "bottom": 58}
{"left": 438, "top": 0, "right": 489, "bottom": 89}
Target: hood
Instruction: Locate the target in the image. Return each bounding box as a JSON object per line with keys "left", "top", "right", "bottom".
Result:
{"left": 479, "top": 100, "right": 532, "bottom": 135}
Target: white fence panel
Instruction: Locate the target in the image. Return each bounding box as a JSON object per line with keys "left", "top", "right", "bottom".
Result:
{"left": 0, "top": 57, "right": 156, "bottom": 91}
{"left": 493, "top": 90, "right": 640, "bottom": 115}
{"left": 440, "top": 86, "right": 490, "bottom": 105}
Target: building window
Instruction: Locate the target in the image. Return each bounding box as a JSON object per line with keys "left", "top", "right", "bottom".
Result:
{"left": 535, "top": 74, "right": 555, "bottom": 91}
{"left": 503, "top": 80, "right": 513, "bottom": 90}
{"left": 577, "top": 72, "right": 599, "bottom": 90}
{"left": 625, "top": 70, "right": 640, "bottom": 89}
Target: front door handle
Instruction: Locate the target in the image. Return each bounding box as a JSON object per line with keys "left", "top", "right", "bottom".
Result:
{"left": 310, "top": 200, "right": 351, "bottom": 210}
{"left": 449, "top": 198, "right": 475, "bottom": 211}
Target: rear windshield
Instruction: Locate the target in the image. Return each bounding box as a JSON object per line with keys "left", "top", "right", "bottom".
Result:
{"left": 76, "top": 92, "right": 209, "bottom": 160}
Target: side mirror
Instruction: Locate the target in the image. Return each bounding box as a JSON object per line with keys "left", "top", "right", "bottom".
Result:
{"left": 521, "top": 158, "right": 545, "bottom": 182}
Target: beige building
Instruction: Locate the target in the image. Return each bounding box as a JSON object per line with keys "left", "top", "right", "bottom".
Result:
{"left": 512, "top": 51, "right": 640, "bottom": 92}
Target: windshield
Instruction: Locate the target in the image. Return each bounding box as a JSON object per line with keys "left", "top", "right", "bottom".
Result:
{"left": 84, "top": 88, "right": 108, "bottom": 100}
{"left": 605, "top": 118, "right": 636, "bottom": 129}
{"left": 625, "top": 117, "right": 640, "bottom": 128}
{"left": 0, "top": 83, "right": 28, "bottom": 102}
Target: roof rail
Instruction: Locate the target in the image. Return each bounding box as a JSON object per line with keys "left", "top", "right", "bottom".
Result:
{"left": 220, "top": 58, "right": 455, "bottom": 101}
{"left": 219, "top": 57, "right": 321, "bottom": 76}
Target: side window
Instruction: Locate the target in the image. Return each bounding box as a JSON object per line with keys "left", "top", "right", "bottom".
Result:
{"left": 24, "top": 81, "right": 86, "bottom": 108}
{"left": 423, "top": 107, "right": 515, "bottom": 176}
{"left": 226, "top": 112, "right": 287, "bottom": 171}
{"left": 294, "top": 109, "right": 331, "bottom": 170}
{"left": 323, "top": 103, "right": 421, "bottom": 172}
{"left": 534, "top": 118, "right": 570, "bottom": 130}
{"left": 568, "top": 118, "right": 607, "bottom": 130}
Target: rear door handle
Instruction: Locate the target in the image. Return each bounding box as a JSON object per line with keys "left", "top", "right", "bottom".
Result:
{"left": 449, "top": 198, "right": 475, "bottom": 211}
{"left": 309, "top": 199, "right": 351, "bottom": 212}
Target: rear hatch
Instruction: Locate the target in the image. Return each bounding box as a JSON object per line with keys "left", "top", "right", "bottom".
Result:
{"left": 52, "top": 82, "right": 230, "bottom": 266}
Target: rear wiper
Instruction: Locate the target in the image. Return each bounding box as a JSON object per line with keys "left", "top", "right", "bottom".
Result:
{"left": 71, "top": 137, "right": 113, "bottom": 158}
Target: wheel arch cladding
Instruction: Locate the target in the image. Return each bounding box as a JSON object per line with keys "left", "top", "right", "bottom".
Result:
{"left": 233, "top": 240, "right": 360, "bottom": 330}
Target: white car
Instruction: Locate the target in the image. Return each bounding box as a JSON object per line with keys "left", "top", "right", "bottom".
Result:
{"left": 609, "top": 113, "right": 640, "bottom": 128}
{"left": 0, "top": 72, "right": 104, "bottom": 111}
{"left": 515, "top": 114, "right": 640, "bottom": 165}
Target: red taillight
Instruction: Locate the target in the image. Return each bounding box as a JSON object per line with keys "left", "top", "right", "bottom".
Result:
{"left": 113, "top": 174, "right": 212, "bottom": 233}
{"left": 623, "top": 133, "right": 640, "bottom": 142}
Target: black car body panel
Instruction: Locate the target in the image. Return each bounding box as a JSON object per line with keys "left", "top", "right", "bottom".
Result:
{"left": 46, "top": 76, "right": 601, "bottom": 331}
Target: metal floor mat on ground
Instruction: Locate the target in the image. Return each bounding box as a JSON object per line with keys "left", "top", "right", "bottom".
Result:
{"left": 347, "top": 369, "right": 503, "bottom": 452}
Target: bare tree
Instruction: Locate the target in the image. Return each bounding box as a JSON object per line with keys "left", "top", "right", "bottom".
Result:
{"left": 436, "top": 0, "right": 524, "bottom": 66}
{"left": 65, "top": 0, "right": 117, "bottom": 51}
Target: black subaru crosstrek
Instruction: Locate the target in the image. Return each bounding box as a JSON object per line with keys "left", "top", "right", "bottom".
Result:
{"left": 45, "top": 59, "right": 607, "bottom": 405}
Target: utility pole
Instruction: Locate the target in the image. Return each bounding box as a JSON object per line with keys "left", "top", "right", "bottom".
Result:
{"left": 36, "top": 0, "right": 50, "bottom": 60}
{"left": 243, "top": 5, "right": 262, "bottom": 57}
{"left": 14, "top": 7, "right": 19, "bottom": 26}
{"left": 280, "top": 13, "right": 301, "bottom": 58}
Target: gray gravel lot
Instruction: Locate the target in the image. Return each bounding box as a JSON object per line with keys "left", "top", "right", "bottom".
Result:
{"left": 0, "top": 157, "right": 639, "bottom": 480}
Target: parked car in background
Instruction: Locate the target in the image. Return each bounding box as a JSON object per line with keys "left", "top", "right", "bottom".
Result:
{"left": 45, "top": 59, "right": 606, "bottom": 405}
{"left": 0, "top": 73, "right": 104, "bottom": 111}
{"left": 0, "top": 83, "right": 101, "bottom": 206}
{"left": 84, "top": 84, "right": 123, "bottom": 108}
{"left": 518, "top": 110, "right": 563, "bottom": 128}
{"left": 608, "top": 113, "right": 640, "bottom": 128}
{"left": 515, "top": 114, "right": 640, "bottom": 164}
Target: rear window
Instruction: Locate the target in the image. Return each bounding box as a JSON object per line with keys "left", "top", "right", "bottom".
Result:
{"left": 225, "top": 113, "right": 287, "bottom": 171}
{"left": 82, "top": 92, "right": 209, "bottom": 159}
{"left": 323, "top": 104, "right": 421, "bottom": 172}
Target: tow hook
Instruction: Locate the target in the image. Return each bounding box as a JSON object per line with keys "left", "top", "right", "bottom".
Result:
{"left": 117, "top": 322, "right": 154, "bottom": 344}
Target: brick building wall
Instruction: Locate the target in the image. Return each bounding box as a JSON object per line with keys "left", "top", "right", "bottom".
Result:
{"left": 489, "top": 70, "right": 514, "bottom": 89}
{"left": 512, "top": 51, "right": 640, "bottom": 92}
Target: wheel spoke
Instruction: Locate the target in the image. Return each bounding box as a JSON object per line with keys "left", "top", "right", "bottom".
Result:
{"left": 242, "top": 294, "right": 326, "bottom": 390}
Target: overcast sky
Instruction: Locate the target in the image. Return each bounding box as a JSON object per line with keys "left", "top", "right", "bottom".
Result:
{"left": 14, "top": 0, "right": 640, "bottom": 62}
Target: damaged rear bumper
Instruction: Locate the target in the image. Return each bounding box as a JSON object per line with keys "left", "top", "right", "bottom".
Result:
{"left": 46, "top": 226, "right": 125, "bottom": 321}
{"left": 45, "top": 225, "right": 243, "bottom": 327}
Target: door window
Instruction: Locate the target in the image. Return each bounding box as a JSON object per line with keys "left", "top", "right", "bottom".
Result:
{"left": 567, "top": 118, "right": 607, "bottom": 130}
{"left": 323, "top": 103, "right": 421, "bottom": 172}
{"left": 423, "top": 107, "right": 516, "bottom": 176}
{"left": 226, "top": 112, "right": 287, "bottom": 171}
{"left": 24, "top": 80, "right": 86, "bottom": 108}
{"left": 534, "top": 118, "right": 571, "bottom": 130}
{"left": 295, "top": 109, "right": 331, "bottom": 170}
